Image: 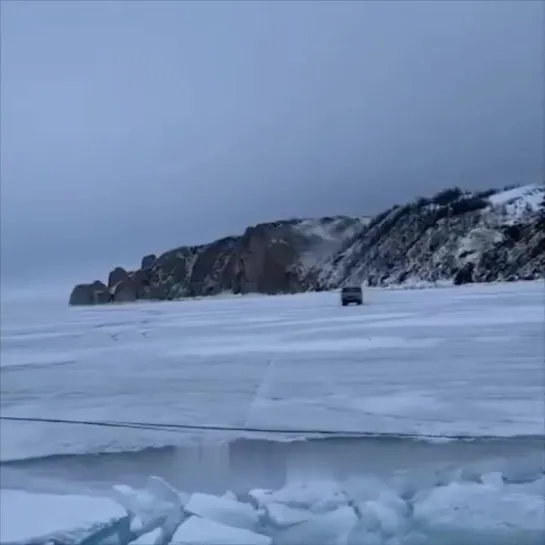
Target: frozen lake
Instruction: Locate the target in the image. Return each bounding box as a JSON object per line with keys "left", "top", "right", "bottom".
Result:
{"left": 1, "top": 281, "right": 544, "bottom": 544}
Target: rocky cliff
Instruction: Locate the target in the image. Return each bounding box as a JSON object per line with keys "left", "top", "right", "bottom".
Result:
{"left": 69, "top": 183, "right": 544, "bottom": 305}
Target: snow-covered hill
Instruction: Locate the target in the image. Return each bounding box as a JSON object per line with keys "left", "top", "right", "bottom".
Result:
{"left": 488, "top": 183, "right": 544, "bottom": 223}
{"left": 69, "top": 184, "right": 544, "bottom": 304}
{"left": 315, "top": 183, "right": 544, "bottom": 289}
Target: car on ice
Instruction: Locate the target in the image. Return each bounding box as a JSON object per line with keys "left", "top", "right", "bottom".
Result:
{"left": 340, "top": 286, "right": 363, "bottom": 306}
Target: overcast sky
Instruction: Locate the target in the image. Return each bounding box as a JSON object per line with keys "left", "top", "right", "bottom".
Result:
{"left": 1, "top": 0, "right": 543, "bottom": 287}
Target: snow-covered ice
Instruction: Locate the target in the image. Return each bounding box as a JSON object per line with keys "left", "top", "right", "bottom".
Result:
{"left": 1, "top": 280, "right": 544, "bottom": 543}
{"left": 1, "top": 281, "right": 543, "bottom": 454}
{"left": 0, "top": 489, "right": 127, "bottom": 543}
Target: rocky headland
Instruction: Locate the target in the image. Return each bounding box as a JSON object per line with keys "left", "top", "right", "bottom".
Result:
{"left": 69, "top": 184, "right": 544, "bottom": 305}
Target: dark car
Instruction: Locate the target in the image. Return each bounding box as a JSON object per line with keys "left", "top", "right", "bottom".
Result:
{"left": 341, "top": 286, "right": 363, "bottom": 306}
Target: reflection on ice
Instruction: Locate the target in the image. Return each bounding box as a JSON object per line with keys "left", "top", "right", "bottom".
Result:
{"left": 2, "top": 466, "right": 544, "bottom": 545}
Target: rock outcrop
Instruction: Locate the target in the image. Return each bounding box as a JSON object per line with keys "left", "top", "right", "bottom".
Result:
{"left": 112, "top": 278, "right": 138, "bottom": 303}
{"left": 69, "top": 183, "right": 544, "bottom": 305}
{"left": 108, "top": 267, "right": 129, "bottom": 289}
{"left": 69, "top": 280, "right": 111, "bottom": 306}
{"left": 141, "top": 254, "right": 156, "bottom": 270}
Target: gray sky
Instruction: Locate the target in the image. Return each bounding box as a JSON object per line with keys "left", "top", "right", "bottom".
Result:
{"left": 1, "top": 0, "right": 543, "bottom": 287}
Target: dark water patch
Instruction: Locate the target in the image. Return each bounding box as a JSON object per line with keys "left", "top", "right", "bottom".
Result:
{"left": 1, "top": 434, "right": 543, "bottom": 496}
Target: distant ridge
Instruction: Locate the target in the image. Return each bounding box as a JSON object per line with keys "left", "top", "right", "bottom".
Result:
{"left": 69, "top": 183, "right": 545, "bottom": 305}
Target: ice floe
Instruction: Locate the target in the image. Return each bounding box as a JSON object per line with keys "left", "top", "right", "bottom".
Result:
{"left": 2, "top": 468, "right": 544, "bottom": 545}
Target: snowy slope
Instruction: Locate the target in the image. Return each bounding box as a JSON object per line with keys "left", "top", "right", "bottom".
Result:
{"left": 488, "top": 183, "right": 543, "bottom": 209}
{"left": 315, "top": 183, "right": 544, "bottom": 289}
{"left": 487, "top": 183, "right": 544, "bottom": 225}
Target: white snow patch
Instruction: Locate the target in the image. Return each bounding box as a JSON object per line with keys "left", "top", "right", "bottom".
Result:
{"left": 488, "top": 183, "right": 542, "bottom": 206}
{"left": 488, "top": 183, "right": 544, "bottom": 226}
{"left": 372, "top": 278, "right": 454, "bottom": 290}
{"left": 457, "top": 227, "right": 505, "bottom": 259}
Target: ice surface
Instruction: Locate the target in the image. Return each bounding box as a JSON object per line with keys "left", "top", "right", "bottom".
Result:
{"left": 2, "top": 281, "right": 543, "bottom": 465}
{"left": 1, "top": 281, "right": 544, "bottom": 543}
{"left": 0, "top": 489, "right": 126, "bottom": 543}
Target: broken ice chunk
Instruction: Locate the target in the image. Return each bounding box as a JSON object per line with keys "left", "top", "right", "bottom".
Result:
{"left": 413, "top": 480, "right": 545, "bottom": 537}
{"left": 112, "top": 476, "right": 184, "bottom": 537}
{"left": 221, "top": 490, "right": 238, "bottom": 502}
{"left": 172, "top": 516, "right": 272, "bottom": 545}
{"left": 273, "top": 505, "right": 357, "bottom": 545}
{"left": 183, "top": 491, "right": 260, "bottom": 531}
{"left": 249, "top": 480, "right": 348, "bottom": 513}
{"left": 262, "top": 502, "right": 311, "bottom": 528}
